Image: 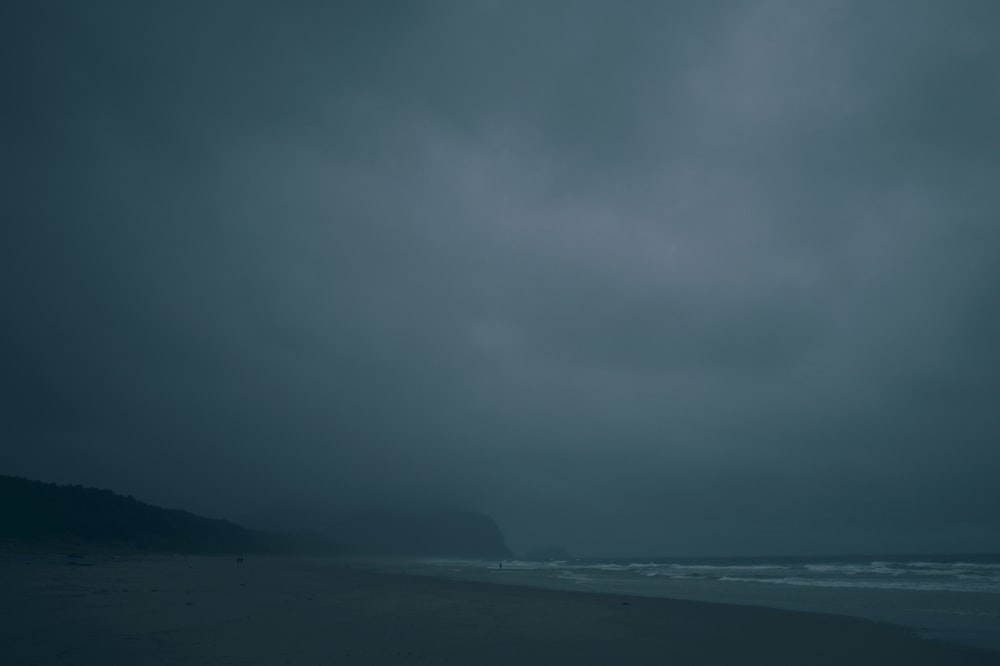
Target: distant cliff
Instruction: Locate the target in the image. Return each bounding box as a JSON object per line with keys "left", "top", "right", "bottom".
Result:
{"left": 332, "top": 509, "right": 513, "bottom": 559}
{"left": 0, "top": 475, "right": 340, "bottom": 555}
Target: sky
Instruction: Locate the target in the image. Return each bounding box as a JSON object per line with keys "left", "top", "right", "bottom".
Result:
{"left": 2, "top": 0, "right": 999, "bottom": 557}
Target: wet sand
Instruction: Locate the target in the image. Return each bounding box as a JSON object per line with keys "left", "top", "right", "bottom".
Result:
{"left": 2, "top": 553, "right": 997, "bottom": 665}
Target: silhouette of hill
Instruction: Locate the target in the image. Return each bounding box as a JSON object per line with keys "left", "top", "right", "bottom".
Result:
{"left": 333, "top": 509, "right": 513, "bottom": 559}
{"left": 0, "top": 475, "right": 341, "bottom": 555}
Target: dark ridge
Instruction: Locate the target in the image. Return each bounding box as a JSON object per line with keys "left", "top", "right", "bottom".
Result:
{"left": 0, "top": 475, "right": 342, "bottom": 555}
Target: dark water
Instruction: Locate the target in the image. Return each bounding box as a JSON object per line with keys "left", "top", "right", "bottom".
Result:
{"left": 390, "top": 553, "right": 1000, "bottom": 653}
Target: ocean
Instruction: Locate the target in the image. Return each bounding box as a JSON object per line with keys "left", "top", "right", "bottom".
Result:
{"left": 386, "top": 553, "right": 1000, "bottom": 653}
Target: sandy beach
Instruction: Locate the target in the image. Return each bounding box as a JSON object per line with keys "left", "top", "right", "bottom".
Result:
{"left": 1, "top": 554, "right": 997, "bottom": 665}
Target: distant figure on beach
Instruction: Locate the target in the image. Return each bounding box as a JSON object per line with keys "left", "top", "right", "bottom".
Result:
{"left": 236, "top": 555, "right": 244, "bottom": 564}
{"left": 498, "top": 561, "right": 502, "bottom": 570}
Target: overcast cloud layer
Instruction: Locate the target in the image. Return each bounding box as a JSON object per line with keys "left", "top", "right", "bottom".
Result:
{"left": 2, "top": 1, "right": 999, "bottom": 556}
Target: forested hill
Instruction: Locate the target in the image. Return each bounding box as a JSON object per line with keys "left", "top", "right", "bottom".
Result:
{"left": 0, "top": 475, "right": 340, "bottom": 555}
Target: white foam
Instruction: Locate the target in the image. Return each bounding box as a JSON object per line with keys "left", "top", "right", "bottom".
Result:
{"left": 806, "top": 564, "right": 907, "bottom": 576}
{"left": 718, "top": 575, "right": 1000, "bottom": 594}
{"left": 555, "top": 571, "right": 595, "bottom": 584}
{"left": 668, "top": 564, "right": 788, "bottom": 571}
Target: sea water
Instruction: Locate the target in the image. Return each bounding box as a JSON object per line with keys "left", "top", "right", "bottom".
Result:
{"left": 393, "top": 554, "right": 1000, "bottom": 653}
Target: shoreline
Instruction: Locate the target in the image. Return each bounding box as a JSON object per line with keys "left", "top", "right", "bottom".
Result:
{"left": 3, "top": 553, "right": 998, "bottom": 664}
{"left": 380, "top": 557, "right": 1000, "bottom": 654}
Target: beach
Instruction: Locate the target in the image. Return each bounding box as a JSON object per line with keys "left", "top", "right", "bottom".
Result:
{"left": 397, "top": 555, "right": 1000, "bottom": 652}
{"left": 3, "top": 554, "right": 998, "bottom": 665}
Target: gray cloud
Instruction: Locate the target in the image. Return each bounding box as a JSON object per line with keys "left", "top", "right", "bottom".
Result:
{"left": 2, "top": 0, "right": 999, "bottom": 555}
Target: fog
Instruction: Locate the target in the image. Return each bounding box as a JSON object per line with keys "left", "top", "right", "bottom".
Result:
{"left": 3, "top": 0, "right": 999, "bottom": 556}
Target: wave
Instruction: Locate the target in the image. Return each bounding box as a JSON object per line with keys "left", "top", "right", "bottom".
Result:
{"left": 421, "top": 555, "right": 1000, "bottom": 594}
{"left": 718, "top": 575, "right": 1000, "bottom": 594}
{"left": 665, "top": 564, "right": 789, "bottom": 571}
{"left": 806, "top": 564, "right": 907, "bottom": 576}
{"left": 876, "top": 560, "right": 1000, "bottom": 571}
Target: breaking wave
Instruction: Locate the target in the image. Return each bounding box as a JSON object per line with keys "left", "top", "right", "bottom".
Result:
{"left": 428, "top": 555, "right": 1000, "bottom": 594}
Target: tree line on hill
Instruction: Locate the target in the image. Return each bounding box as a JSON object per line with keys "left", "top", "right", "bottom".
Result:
{"left": 0, "top": 475, "right": 513, "bottom": 559}
{"left": 0, "top": 475, "right": 339, "bottom": 555}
